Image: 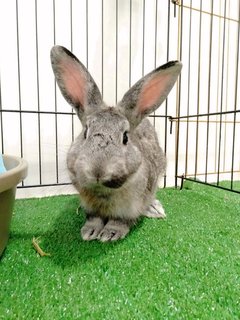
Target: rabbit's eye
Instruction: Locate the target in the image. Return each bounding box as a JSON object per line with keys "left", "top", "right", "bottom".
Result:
{"left": 84, "top": 127, "right": 88, "bottom": 139}
{"left": 123, "top": 131, "right": 128, "bottom": 145}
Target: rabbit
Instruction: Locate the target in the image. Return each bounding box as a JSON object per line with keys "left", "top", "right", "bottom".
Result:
{"left": 51, "top": 45, "right": 182, "bottom": 242}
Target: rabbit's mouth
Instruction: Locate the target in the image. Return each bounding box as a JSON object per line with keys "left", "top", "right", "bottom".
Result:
{"left": 102, "top": 176, "right": 127, "bottom": 189}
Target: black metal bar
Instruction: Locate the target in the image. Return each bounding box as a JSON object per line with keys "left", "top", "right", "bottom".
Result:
{"left": 15, "top": 0, "right": 23, "bottom": 160}
{"left": 35, "top": 0, "right": 42, "bottom": 185}
{"left": 1, "top": 109, "right": 239, "bottom": 119}
{"left": 102, "top": 0, "right": 104, "bottom": 95}
{"left": 177, "top": 175, "right": 240, "bottom": 195}
{"left": 205, "top": 0, "right": 214, "bottom": 184}
{"left": 15, "top": 0, "right": 24, "bottom": 187}
{"left": 129, "top": 0, "right": 132, "bottom": 89}
{"left": 170, "top": 109, "right": 240, "bottom": 121}
{"left": 180, "top": 174, "right": 184, "bottom": 190}
{"left": 217, "top": 0, "right": 227, "bottom": 185}
{"left": 148, "top": 114, "right": 169, "bottom": 119}
{"left": 142, "top": 0, "right": 145, "bottom": 76}
{"left": 174, "top": 0, "right": 183, "bottom": 187}
{"left": 173, "top": 1, "right": 177, "bottom": 18}
{"left": 86, "top": 0, "right": 88, "bottom": 68}
{"left": 0, "top": 109, "right": 76, "bottom": 116}
{"left": 70, "top": 0, "right": 74, "bottom": 142}
{"left": 53, "top": 0, "right": 59, "bottom": 184}
{"left": 153, "top": 0, "right": 158, "bottom": 129}
{"left": 17, "top": 182, "right": 72, "bottom": 189}
{"left": 163, "top": 0, "right": 171, "bottom": 187}
{"left": 169, "top": 117, "right": 173, "bottom": 134}
{"left": 54, "top": 113, "right": 59, "bottom": 184}
{"left": 0, "top": 109, "right": 171, "bottom": 119}
{"left": 184, "top": 0, "right": 192, "bottom": 178}
{"left": 70, "top": 0, "right": 73, "bottom": 52}
{"left": 194, "top": 0, "right": 202, "bottom": 179}
{"left": 231, "top": 1, "right": 240, "bottom": 190}
{"left": 53, "top": 0, "right": 56, "bottom": 45}
{"left": 115, "top": 0, "right": 118, "bottom": 105}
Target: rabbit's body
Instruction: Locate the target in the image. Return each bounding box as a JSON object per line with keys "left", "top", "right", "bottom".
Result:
{"left": 51, "top": 45, "right": 181, "bottom": 241}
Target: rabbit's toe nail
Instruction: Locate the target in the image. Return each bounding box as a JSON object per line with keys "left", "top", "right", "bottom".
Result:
{"left": 98, "top": 221, "right": 130, "bottom": 242}
{"left": 81, "top": 217, "right": 104, "bottom": 241}
{"left": 144, "top": 199, "right": 166, "bottom": 219}
{"left": 81, "top": 227, "right": 100, "bottom": 240}
{"left": 98, "top": 229, "right": 117, "bottom": 242}
{"left": 98, "top": 229, "right": 125, "bottom": 242}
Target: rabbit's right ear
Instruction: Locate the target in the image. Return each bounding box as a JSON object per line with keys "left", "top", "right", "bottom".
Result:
{"left": 118, "top": 61, "right": 182, "bottom": 127}
{"left": 51, "top": 46, "right": 103, "bottom": 121}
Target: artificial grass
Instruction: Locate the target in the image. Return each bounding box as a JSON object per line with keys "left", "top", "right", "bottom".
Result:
{"left": 0, "top": 182, "right": 239, "bottom": 319}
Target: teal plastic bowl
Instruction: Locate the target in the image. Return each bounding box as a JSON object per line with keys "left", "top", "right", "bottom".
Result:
{"left": 0, "top": 155, "right": 28, "bottom": 257}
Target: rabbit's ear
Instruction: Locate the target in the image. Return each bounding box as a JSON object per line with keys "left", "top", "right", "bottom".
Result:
{"left": 51, "top": 46, "right": 103, "bottom": 120}
{"left": 118, "top": 61, "right": 182, "bottom": 127}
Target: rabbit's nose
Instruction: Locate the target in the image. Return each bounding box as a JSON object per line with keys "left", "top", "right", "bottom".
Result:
{"left": 103, "top": 176, "right": 127, "bottom": 189}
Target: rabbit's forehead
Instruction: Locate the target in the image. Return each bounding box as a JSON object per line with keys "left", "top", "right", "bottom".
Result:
{"left": 86, "top": 109, "right": 129, "bottom": 131}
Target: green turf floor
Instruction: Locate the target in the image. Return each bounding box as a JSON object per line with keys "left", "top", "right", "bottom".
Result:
{"left": 0, "top": 181, "right": 239, "bottom": 319}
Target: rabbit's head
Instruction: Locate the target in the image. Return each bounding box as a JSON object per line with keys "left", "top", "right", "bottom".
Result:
{"left": 51, "top": 46, "right": 182, "bottom": 189}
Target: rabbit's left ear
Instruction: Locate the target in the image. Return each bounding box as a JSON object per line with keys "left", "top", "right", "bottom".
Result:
{"left": 51, "top": 46, "right": 103, "bottom": 122}
{"left": 118, "top": 61, "right": 182, "bottom": 127}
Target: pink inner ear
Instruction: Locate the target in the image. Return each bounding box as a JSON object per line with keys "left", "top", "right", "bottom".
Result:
{"left": 60, "top": 59, "right": 86, "bottom": 107}
{"left": 137, "top": 73, "right": 171, "bottom": 113}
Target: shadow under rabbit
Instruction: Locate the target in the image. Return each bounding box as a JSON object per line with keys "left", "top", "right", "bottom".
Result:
{"left": 39, "top": 200, "right": 145, "bottom": 267}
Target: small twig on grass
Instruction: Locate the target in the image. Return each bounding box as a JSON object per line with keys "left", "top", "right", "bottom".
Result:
{"left": 76, "top": 205, "right": 81, "bottom": 215}
{"left": 32, "top": 237, "right": 51, "bottom": 257}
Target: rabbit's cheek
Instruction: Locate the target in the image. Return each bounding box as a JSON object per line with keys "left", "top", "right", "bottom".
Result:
{"left": 71, "top": 157, "right": 91, "bottom": 184}
{"left": 67, "top": 160, "right": 76, "bottom": 176}
{"left": 125, "top": 146, "right": 142, "bottom": 174}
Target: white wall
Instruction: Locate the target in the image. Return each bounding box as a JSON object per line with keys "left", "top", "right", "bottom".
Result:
{"left": 0, "top": 0, "right": 239, "bottom": 198}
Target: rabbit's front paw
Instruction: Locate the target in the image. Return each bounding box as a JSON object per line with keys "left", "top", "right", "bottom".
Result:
{"left": 143, "top": 199, "right": 166, "bottom": 219}
{"left": 81, "top": 217, "right": 105, "bottom": 241}
{"left": 97, "top": 219, "right": 130, "bottom": 242}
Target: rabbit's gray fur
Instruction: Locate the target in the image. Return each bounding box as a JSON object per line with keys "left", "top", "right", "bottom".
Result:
{"left": 51, "top": 46, "right": 182, "bottom": 242}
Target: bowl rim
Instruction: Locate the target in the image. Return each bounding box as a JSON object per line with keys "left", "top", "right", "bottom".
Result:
{"left": 0, "top": 155, "right": 28, "bottom": 193}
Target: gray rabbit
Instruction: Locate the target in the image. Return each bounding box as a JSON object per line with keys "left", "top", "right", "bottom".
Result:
{"left": 51, "top": 46, "right": 182, "bottom": 242}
